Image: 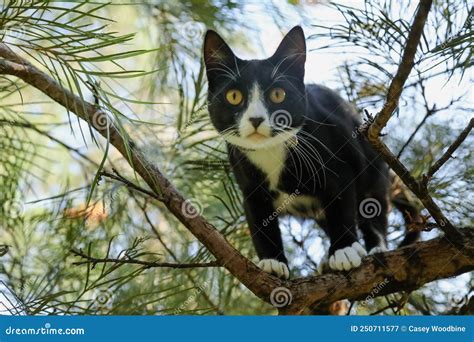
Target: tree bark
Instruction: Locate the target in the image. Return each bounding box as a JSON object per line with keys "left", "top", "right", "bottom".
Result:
{"left": 281, "top": 232, "right": 474, "bottom": 315}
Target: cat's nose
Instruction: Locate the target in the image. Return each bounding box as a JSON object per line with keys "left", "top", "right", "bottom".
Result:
{"left": 249, "top": 117, "right": 264, "bottom": 129}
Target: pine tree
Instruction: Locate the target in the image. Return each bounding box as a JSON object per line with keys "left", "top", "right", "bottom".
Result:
{"left": 0, "top": 0, "right": 472, "bottom": 316}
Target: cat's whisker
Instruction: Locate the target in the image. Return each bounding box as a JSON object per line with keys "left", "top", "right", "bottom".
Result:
{"left": 275, "top": 127, "right": 333, "bottom": 186}
{"left": 219, "top": 125, "right": 238, "bottom": 137}
{"left": 293, "top": 143, "right": 320, "bottom": 191}
{"left": 215, "top": 61, "right": 239, "bottom": 79}
{"left": 292, "top": 136, "right": 324, "bottom": 190}
{"left": 295, "top": 136, "right": 326, "bottom": 189}
{"left": 282, "top": 141, "right": 305, "bottom": 190}
{"left": 207, "top": 67, "right": 237, "bottom": 81}
{"left": 297, "top": 129, "right": 344, "bottom": 163}
{"left": 297, "top": 133, "right": 339, "bottom": 180}
{"left": 271, "top": 127, "right": 322, "bottom": 190}
{"left": 303, "top": 116, "right": 336, "bottom": 127}
{"left": 288, "top": 145, "right": 304, "bottom": 189}
{"left": 274, "top": 74, "right": 301, "bottom": 83}
{"left": 233, "top": 56, "right": 241, "bottom": 77}
{"left": 270, "top": 52, "right": 305, "bottom": 79}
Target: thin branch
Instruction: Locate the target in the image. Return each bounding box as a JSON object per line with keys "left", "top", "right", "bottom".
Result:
{"left": 70, "top": 249, "right": 220, "bottom": 269}
{"left": 100, "top": 169, "right": 163, "bottom": 201}
{"left": 396, "top": 79, "right": 434, "bottom": 159}
{"left": 397, "top": 81, "right": 466, "bottom": 159}
{"left": 0, "top": 119, "right": 99, "bottom": 167}
{"left": 370, "top": 301, "right": 399, "bottom": 316}
{"left": 423, "top": 118, "right": 473, "bottom": 182}
{"left": 368, "top": 0, "right": 433, "bottom": 140}
{"left": 396, "top": 109, "right": 433, "bottom": 158}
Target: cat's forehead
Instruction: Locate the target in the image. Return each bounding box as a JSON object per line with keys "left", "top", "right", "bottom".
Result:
{"left": 235, "top": 59, "right": 282, "bottom": 85}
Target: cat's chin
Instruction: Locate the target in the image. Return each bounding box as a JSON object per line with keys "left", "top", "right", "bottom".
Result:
{"left": 224, "top": 128, "right": 300, "bottom": 151}
{"left": 247, "top": 132, "right": 267, "bottom": 141}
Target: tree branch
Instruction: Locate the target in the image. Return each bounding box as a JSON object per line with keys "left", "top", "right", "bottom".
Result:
{"left": 70, "top": 249, "right": 220, "bottom": 269}
{"left": 362, "top": 0, "right": 465, "bottom": 241}
{"left": 282, "top": 231, "right": 474, "bottom": 315}
{"left": 100, "top": 169, "right": 163, "bottom": 200}
{"left": 423, "top": 118, "right": 473, "bottom": 182}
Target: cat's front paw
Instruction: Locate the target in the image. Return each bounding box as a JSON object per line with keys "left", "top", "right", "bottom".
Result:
{"left": 328, "top": 242, "right": 367, "bottom": 271}
{"left": 257, "top": 259, "right": 290, "bottom": 279}
{"left": 368, "top": 245, "right": 388, "bottom": 255}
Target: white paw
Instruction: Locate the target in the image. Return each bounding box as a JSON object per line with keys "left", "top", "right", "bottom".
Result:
{"left": 368, "top": 245, "right": 388, "bottom": 255}
{"left": 317, "top": 257, "right": 327, "bottom": 275}
{"left": 328, "top": 242, "right": 367, "bottom": 271}
{"left": 257, "top": 259, "right": 290, "bottom": 279}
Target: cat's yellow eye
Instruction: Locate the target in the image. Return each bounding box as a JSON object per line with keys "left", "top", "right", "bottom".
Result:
{"left": 225, "top": 89, "right": 243, "bottom": 105}
{"left": 269, "top": 87, "right": 286, "bottom": 104}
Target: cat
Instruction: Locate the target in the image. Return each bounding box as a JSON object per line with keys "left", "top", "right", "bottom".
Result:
{"left": 203, "top": 26, "right": 393, "bottom": 279}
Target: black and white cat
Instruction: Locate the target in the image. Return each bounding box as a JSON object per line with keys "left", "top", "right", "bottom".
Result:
{"left": 203, "top": 26, "right": 390, "bottom": 279}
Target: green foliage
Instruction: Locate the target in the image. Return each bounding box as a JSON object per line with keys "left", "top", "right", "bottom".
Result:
{"left": 0, "top": 0, "right": 471, "bottom": 316}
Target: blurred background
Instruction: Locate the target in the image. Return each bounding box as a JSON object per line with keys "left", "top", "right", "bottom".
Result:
{"left": 0, "top": 0, "right": 472, "bottom": 315}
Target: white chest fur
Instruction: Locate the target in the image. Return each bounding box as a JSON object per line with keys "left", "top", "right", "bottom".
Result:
{"left": 245, "top": 146, "right": 325, "bottom": 221}
{"left": 245, "top": 145, "right": 287, "bottom": 190}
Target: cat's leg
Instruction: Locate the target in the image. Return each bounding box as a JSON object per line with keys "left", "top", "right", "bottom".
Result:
{"left": 323, "top": 188, "right": 367, "bottom": 271}
{"left": 243, "top": 190, "right": 289, "bottom": 279}
{"left": 359, "top": 219, "right": 388, "bottom": 255}
{"left": 358, "top": 193, "right": 389, "bottom": 255}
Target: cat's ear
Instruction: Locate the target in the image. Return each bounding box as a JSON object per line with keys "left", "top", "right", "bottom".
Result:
{"left": 270, "top": 26, "right": 306, "bottom": 79}
{"left": 203, "top": 30, "right": 236, "bottom": 72}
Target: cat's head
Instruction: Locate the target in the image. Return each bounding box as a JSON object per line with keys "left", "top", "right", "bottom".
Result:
{"left": 203, "top": 26, "right": 306, "bottom": 150}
